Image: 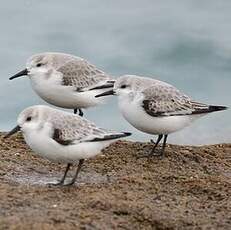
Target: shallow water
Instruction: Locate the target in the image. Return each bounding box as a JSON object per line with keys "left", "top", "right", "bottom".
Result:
{"left": 0, "top": 0, "right": 230, "bottom": 144}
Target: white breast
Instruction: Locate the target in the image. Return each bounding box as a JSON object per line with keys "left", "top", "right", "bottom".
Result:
{"left": 23, "top": 127, "right": 114, "bottom": 163}
{"left": 30, "top": 73, "right": 108, "bottom": 109}
{"left": 118, "top": 95, "right": 203, "bottom": 135}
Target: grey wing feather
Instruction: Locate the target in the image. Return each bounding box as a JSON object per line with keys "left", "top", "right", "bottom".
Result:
{"left": 57, "top": 58, "right": 112, "bottom": 91}
{"left": 142, "top": 83, "right": 210, "bottom": 116}
{"left": 48, "top": 112, "right": 107, "bottom": 145}
{"left": 48, "top": 111, "right": 127, "bottom": 145}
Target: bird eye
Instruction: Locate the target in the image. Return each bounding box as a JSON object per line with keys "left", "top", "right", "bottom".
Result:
{"left": 36, "top": 63, "right": 43, "bottom": 67}
{"left": 121, "top": 84, "right": 127, "bottom": 89}
{"left": 26, "top": 117, "right": 32, "bottom": 122}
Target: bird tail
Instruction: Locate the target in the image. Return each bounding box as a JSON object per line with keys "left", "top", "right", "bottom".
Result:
{"left": 191, "top": 101, "right": 228, "bottom": 114}
{"left": 207, "top": 105, "right": 228, "bottom": 112}
{"left": 89, "top": 132, "right": 131, "bottom": 142}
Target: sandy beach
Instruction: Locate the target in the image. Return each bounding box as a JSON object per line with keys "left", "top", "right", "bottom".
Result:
{"left": 0, "top": 132, "right": 230, "bottom": 229}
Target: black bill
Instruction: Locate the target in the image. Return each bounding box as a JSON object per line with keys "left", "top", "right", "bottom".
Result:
{"left": 89, "top": 80, "right": 115, "bottom": 91}
{"left": 9, "top": 68, "right": 28, "bottom": 80}
{"left": 90, "top": 83, "right": 114, "bottom": 91}
{"left": 95, "top": 89, "right": 115, "bottom": 98}
{"left": 4, "top": 125, "right": 21, "bottom": 138}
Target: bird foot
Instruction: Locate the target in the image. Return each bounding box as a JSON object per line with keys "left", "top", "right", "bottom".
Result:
{"left": 63, "top": 180, "right": 76, "bottom": 186}
{"left": 47, "top": 180, "right": 64, "bottom": 187}
{"left": 150, "top": 139, "right": 155, "bottom": 144}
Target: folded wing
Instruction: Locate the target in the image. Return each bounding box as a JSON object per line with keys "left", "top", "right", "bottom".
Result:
{"left": 57, "top": 58, "right": 113, "bottom": 92}
{"left": 142, "top": 83, "right": 227, "bottom": 117}
{"left": 49, "top": 112, "right": 130, "bottom": 145}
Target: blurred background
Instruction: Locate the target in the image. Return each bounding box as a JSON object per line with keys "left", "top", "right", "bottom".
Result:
{"left": 0, "top": 0, "right": 230, "bottom": 145}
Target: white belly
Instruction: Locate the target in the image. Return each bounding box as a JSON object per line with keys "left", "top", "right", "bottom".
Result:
{"left": 118, "top": 97, "right": 203, "bottom": 135}
{"left": 23, "top": 130, "right": 113, "bottom": 163}
{"left": 30, "top": 80, "right": 108, "bottom": 109}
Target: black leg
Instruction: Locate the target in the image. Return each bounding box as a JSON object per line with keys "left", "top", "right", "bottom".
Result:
{"left": 48, "top": 163, "right": 71, "bottom": 186}
{"left": 149, "top": 134, "right": 163, "bottom": 156}
{"left": 64, "top": 159, "right": 84, "bottom": 186}
{"left": 78, "top": 109, "right": 84, "bottom": 117}
{"left": 138, "top": 134, "right": 166, "bottom": 159}
{"left": 74, "top": 108, "right": 84, "bottom": 117}
{"left": 159, "top": 135, "right": 168, "bottom": 157}
{"left": 149, "top": 134, "right": 168, "bottom": 157}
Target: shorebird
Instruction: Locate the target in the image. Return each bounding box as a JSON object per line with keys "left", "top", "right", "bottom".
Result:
{"left": 10, "top": 52, "right": 114, "bottom": 116}
{"left": 4, "top": 105, "right": 131, "bottom": 186}
{"left": 96, "top": 75, "right": 228, "bottom": 157}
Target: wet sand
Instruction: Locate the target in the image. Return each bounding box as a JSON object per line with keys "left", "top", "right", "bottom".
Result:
{"left": 0, "top": 132, "right": 230, "bottom": 229}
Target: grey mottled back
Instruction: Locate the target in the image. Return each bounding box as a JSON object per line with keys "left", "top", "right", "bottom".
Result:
{"left": 41, "top": 107, "right": 110, "bottom": 143}
{"left": 141, "top": 82, "right": 209, "bottom": 116}
{"left": 58, "top": 58, "right": 111, "bottom": 90}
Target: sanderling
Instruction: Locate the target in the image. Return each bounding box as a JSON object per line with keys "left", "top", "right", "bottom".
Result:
{"left": 10, "top": 52, "right": 114, "bottom": 116}
{"left": 4, "top": 105, "right": 131, "bottom": 186}
{"left": 96, "top": 75, "right": 228, "bottom": 157}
